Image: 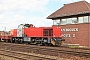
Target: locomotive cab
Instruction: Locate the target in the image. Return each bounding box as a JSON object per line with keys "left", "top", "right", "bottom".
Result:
{"left": 43, "top": 26, "right": 65, "bottom": 46}
{"left": 51, "top": 26, "right": 65, "bottom": 46}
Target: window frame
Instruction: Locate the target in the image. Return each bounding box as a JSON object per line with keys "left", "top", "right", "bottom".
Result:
{"left": 67, "top": 18, "right": 72, "bottom": 24}
{"left": 72, "top": 17, "right": 77, "bottom": 24}
{"left": 61, "top": 19, "right": 67, "bottom": 25}
{"left": 53, "top": 19, "right": 60, "bottom": 25}
{"left": 78, "top": 17, "right": 84, "bottom": 23}
{"left": 83, "top": 16, "right": 88, "bottom": 23}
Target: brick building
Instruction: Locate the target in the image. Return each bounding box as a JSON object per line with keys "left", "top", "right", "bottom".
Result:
{"left": 47, "top": 1, "right": 90, "bottom": 47}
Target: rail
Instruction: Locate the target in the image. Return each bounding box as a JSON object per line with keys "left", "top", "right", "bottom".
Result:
{"left": 0, "top": 42, "right": 90, "bottom": 60}
{"left": 0, "top": 49, "right": 63, "bottom": 60}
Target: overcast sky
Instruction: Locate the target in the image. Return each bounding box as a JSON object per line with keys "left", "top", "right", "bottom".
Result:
{"left": 0, "top": 0, "right": 90, "bottom": 31}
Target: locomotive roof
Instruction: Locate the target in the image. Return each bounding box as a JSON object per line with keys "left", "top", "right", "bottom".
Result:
{"left": 47, "top": 1, "right": 90, "bottom": 19}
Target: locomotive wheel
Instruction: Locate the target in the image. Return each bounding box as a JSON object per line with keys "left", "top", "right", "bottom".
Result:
{"left": 11, "top": 38, "right": 15, "bottom": 43}
{"left": 20, "top": 40, "right": 23, "bottom": 44}
{"left": 6, "top": 40, "right": 8, "bottom": 43}
{"left": 15, "top": 40, "right": 18, "bottom": 43}
{"left": 42, "top": 43, "right": 47, "bottom": 46}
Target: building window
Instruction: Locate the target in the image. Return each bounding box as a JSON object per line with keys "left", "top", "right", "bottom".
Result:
{"left": 61, "top": 19, "right": 66, "bottom": 25}
{"left": 89, "top": 16, "right": 90, "bottom": 22}
{"left": 72, "top": 18, "right": 77, "bottom": 24}
{"left": 67, "top": 18, "right": 72, "bottom": 24}
{"left": 53, "top": 19, "right": 60, "bottom": 25}
{"left": 78, "top": 17, "right": 83, "bottom": 23}
{"left": 83, "top": 16, "right": 88, "bottom": 23}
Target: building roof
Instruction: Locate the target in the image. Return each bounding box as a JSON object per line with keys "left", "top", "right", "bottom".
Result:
{"left": 47, "top": 1, "right": 90, "bottom": 19}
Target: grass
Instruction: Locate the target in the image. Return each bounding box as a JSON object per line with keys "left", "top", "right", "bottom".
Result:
{"left": 69, "top": 45, "right": 79, "bottom": 48}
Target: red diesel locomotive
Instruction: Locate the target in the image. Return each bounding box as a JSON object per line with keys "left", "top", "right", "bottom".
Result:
{"left": 1, "top": 24, "right": 65, "bottom": 46}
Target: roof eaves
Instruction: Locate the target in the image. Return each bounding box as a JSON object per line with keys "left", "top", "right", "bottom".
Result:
{"left": 47, "top": 11, "right": 90, "bottom": 19}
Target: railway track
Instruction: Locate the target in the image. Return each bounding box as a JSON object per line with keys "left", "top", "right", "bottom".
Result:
{"left": 18, "top": 46, "right": 90, "bottom": 57}
{"left": 1, "top": 42, "right": 90, "bottom": 57}
{"left": 0, "top": 49, "right": 63, "bottom": 60}
{"left": 1, "top": 42, "right": 90, "bottom": 52}
{"left": 0, "top": 42, "right": 90, "bottom": 60}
